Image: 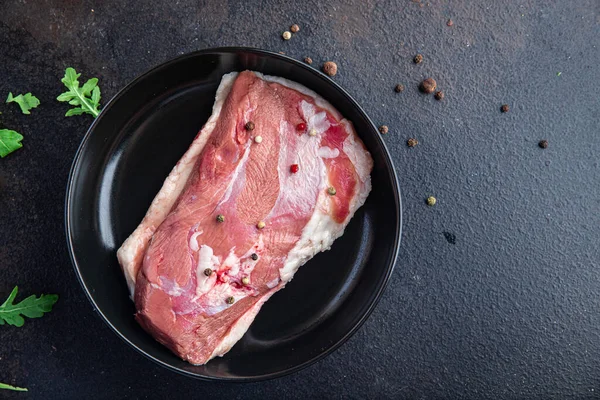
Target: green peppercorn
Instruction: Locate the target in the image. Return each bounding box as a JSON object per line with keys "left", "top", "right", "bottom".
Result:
{"left": 242, "top": 277, "right": 250, "bottom": 285}
{"left": 204, "top": 268, "right": 213, "bottom": 276}
{"left": 216, "top": 214, "right": 225, "bottom": 223}
{"left": 226, "top": 296, "right": 235, "bottom": 304}
{"left": 426, "top": 196, "right": 437, "bottom": 206}
{"left": 327, "top": 186, "right": 337, "bottom": 196}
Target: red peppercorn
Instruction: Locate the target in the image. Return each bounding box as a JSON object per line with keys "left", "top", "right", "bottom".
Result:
{"left": 290, "top": 164, "right": 299, "bottom": 173}
{"left": 296, "top": 123, "right": 306, "bottom": 131}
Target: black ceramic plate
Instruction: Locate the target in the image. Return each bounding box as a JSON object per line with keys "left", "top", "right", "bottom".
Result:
{"left": 66, "top": 47, "right": 401, "bottom": 381}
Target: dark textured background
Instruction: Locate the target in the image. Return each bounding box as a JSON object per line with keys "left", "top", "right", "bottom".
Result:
{"left": 1, "top": 0, "right": 599, "bottom": 399}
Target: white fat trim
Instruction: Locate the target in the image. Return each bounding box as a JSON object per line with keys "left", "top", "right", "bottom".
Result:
{"left": 195, "top": 245, "right": 219, "bottom": 298}
{"left": 318, "top": 146, "right": 340, "bottom": 159}
{"left": 189, "top": 230, "right": 203, "bottom": 252}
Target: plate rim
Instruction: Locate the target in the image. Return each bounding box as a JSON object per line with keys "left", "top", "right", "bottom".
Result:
{"left": 65, "top": 46, "right": 402, "bottom": 382}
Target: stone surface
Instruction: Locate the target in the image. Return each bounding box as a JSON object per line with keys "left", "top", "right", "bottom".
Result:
{"left": 0, "top": 0, "right": 599, "bottom": 398}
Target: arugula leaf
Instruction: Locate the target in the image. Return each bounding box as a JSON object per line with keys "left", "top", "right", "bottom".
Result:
{"left": 6, "top": 92, "right": 40, "bottom": 115}
{"left": 56, "top": 67, "right": 101, "bottom": 117}
{"left": 0, "top": 286, "right": 58, "bottom": 327}
{"left": 0, "top": 382, "right": 27, "bottom": 392}
{"left": 0, "top": 129, "right": 24, "bottom": 158}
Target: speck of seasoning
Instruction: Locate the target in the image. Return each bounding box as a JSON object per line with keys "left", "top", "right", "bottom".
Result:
{"left": 434, "top": 91, "right": 445, "bottom": 101}
{"left": 296, "top": 123, "right": 307, "bottom": 132}
{"left": 394, "top": 84, "right": 405, "bottom": 93}
{"left": 420, "top": 78, "right": 437, "bottom": 94}
{"left": 407, "top": 138, "right": 419, "bottom": 147}
{"left": 282, "top": 31, "right": 292, "bottom": 40}
{"left": 254, "top": 135, "right": 263, "bottom": 144}
{"left": 304, "top": 57, "right": 313, "bottom": 65}
{"left": 290, "top": 164, "right": 299, "bottom": 173}
{"left": 426, "top": 196, "right": 437, "bottom": 206}
{"left": 414, "top": 54, "right": 424, "bottom": 64}
{"left": 379, "top": 125, "right": 389, "bottom": 134}
{"left": 557, "top": 72, "right": 562, "bottom": 76}
{"left": 443, "top": 231, "right": 457, "bottom": 245}
{"left": 501, "top": 104, "right": 510, "bottom": 113}
{"left": 204, "top": 268, "right": 213, "bottom": 276}
{"left": 539, "top": 140, "right": 548, "bottom": 149}
{"left": 290, "top": 24, "right": 300, "bottom": 33}
{"left": 327, "top": 186, "right": 337, "bottom": 196}
{"left": 226, "top": 296, "right": 235, "bottom": 305}
{"left": 308, "top": 128, "right": 317, "bottom": 136}
{"left": 447, "top": 19, "right": 454, "bottom": 26}
{"left": 322, "top": 61, "right": 338, "bottom": 77}
{"left": 256, "top": 221, "right": 266, "bottom": 229}
{"left": 242, "top": 277, "right": 250, "bottom": 285}
{"left": 245, "top": 121, "right": 255, "bottom": 130}
{"left": 251, "top": 253, "right": 258, "bottom": 261}
{"left": 216, "top": 214, "right": 225, "bottom": 223}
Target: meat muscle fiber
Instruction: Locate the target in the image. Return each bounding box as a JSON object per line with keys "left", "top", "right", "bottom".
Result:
{"left": 117, "top": 71, "right": 373, "bottom": 365}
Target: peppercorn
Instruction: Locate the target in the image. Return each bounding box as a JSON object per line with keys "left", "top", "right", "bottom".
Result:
{"left": 327, "top": 186, "right": 337, "bottom": 196}
{"left": 290, "top": 164, "right": 299, "bottom": 173}
{"left": 394, "top": 84, "right": 405, "bottom": 93}
{"left": 434, "top": 91, "right": 445, "bottom": 101}
{"left": 257, "top": 221, "right": 266, "bottom": 229}
{"left": 447, "top": 19, "right": 453, "bottom": 26}
{"left": 254, "top": 135, "right": 263, "bottom": 144}
{"left": 407, "top": 138, "right": 418, "bottom": 147}
{"left": 204, "top": 268, "right": 213, "bottom": 276}
{"left": 414, "top": 54, "right": 423, "bottom": 64}
{"left": 290, "top": 24, "right": 300, "bottom": 33}
{"left": 322, "top": 61, "right": 338, "bottom": 77}
{"left": 420, "top": 78, "right": 437, "bottom": 94}
{"left": 282, "top": 31, "right": 292, "bottom": 40}
{"left": 245, "top": 121, "right": 255, "bottom": 130}
{"left": 251, "top": 253, "right": 258, "bottom": 261}
{"left": 304, "top": 57, "right": 313, "bottom": 65}
{"left": 379, "top": 125, "right": 389, "bottom": 134}
{"left": 538, "top": 140, "right": 548, "bottom": 149}
{"left": 297, "top": 122, "right": 306, "bottom": 131}
{"left": 226, "top": 296, "right": 235, "bottom": 304}
{"left": 501, "top": 104, "right": 510, "bottom": 113}
{"left": 426, "top": 196, "right": 437, "bottom": 206}
{"left": 216, "top": 214, "right": 225, "bottom": 223}
{"left": 242, "top": 277, "right": 250, "bottom": 285}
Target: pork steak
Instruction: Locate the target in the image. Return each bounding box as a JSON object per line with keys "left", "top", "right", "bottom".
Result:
{"left": 117, "top": 70, "right": 373, "bottom": 365}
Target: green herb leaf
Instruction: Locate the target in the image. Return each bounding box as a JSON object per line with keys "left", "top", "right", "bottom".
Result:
{"left": 6, "top": 92, "right": 40, "bottom": 115}
{"left": 0, "top": 382, "right": 28, "bottom": 392}
{"left": 56, "top": 67, "right": 101, "bottom": 118}
{"left": 0, "top": 286, "right": 58, "bottom": 327}
{"left": 0, "top": 129, "right": 24, "bottom": 158}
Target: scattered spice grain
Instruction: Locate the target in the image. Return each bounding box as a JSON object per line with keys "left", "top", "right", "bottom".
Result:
{"left": 420, "top": 78, "right": 437, "bottom": 93}
{"left": 322, "top": 61, "right": 338, "bottom": 76}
